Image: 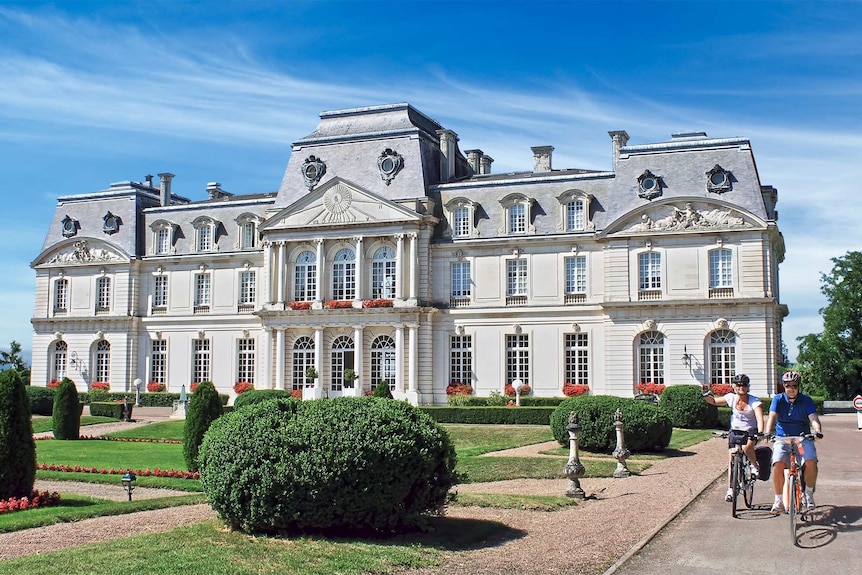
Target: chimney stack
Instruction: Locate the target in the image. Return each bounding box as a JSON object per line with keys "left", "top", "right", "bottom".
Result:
{"left": 158, "top": 173, "right": 174, "bottom": 207}
{"left": 206, "top": 182, "right": 233, "bottom": 200}
{"left": 437, "top": 129, "right": 459, "bottom": 182}
{"left": 531, "top": 146, "right": 554, "bottom": 173}
{"left": 608, "top": 131, "right": 630, "bottom": 170}
{"left": 480, "top": 154, "right": 493, "bottom": 175}
{"left": 465, "top": 149, "right": 483, "bottom": 175}
{"left": 144, "top": 174, "right": 154, "bottom": 188}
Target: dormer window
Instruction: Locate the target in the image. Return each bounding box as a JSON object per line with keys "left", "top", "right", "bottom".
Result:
{"left": 235, "top": 213, "right": 262, "bottom": 250}
{"left": 192, "top": 216, "right": 218, "bottom": 253}
{"left": 557, "top": 190, "right": 594, "bottom": 232}
{"left": 500, "top": 193, "right": 535, "bottom": 235}
{"left": 150, "top": 220, "right": 177, "bottom": 255}
{"left": 444, "top": 198, "right": 479, "bottom": 239}
{"left": 706, "top": 164, "right": 733, "bottom": 193}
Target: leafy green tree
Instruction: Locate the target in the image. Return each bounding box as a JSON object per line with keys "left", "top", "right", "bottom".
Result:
{"left": 0, "top": 369, "right": 37, "bottom": 499}
{"left": 796, "top": 251, "right": 862, "bottom": 400}
{"left": 183, "top": 381, "right": 223, "bottom": 471}
{"left": 0, "top": 340, "right": 30, "bottom": 384}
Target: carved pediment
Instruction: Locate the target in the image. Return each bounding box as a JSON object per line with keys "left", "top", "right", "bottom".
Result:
{"left": 261, "top": 178, "right": 422, "bottom": 231}
{"left": 603, "top": 200, "right": 762, "bottom": 237}
{"left": 43, "top": 240, "right": 124, "bottom": 265}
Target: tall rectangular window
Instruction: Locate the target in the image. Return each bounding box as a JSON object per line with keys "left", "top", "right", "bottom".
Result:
{"left": 236, "top": 338, "right": 255, "bottom": 384}
{"left": 193, "top": 339, "right": 210, "bottom": 383}
{"left": 156, "top": 228, "right": 170, "bottom": 254}
{"left": 239, "top": 271, "right": 256, "bottom": 305}
{"left": 638, "top": 331, "right": 665, "bottom": 385}
{"left": 638, "top": 252, "right": 662, "bottom": 290}
{"left": 294, "top": 251, "right": 317, "bottom": 302}
{"left": 54, "top": 279, "right": 68, "bottom": 312}
{"left": 194, "top": 274, "right": 211, "bottom": 307}
{"left": 96, "top": 277, "right": 111, "bottom": 311}
{"left": 566, "top": 200, "right": 585, "bottom": 231}
{"left": 451, "top": 261, "right": 471, "bottom": 298}
{"left": 564, "top": 256, "right": 587, "bottom": 294}
{"left": 450, "top": 335, "right": 472, "bottom": 385}
{"left": 508, "top": 203, "right": 526, "bottom": 234}
{"left": 95, "top": 340, "right": 111, "bottom": 383}
{"left": 453, "top": 206, "right": 470, "bottom": 237}
{"left": 52, "top": 341, "right": 68, "bottom": 381}
{"left": 197, "top": 225, "right": 212, "bottom": 252}
{"left": 506, "top": 334, "right": 530, "bottom": 386}
{"left": 240, "top": 222, "right": 256, "bottom": 249}
{"left": 291, "top": 336, "right": 315, "bottom": 390}
{"left": 332, "top": 249, "right": 356, "bottom": 300}
{"left": 151, "top": 340, "right": 167, "bottom": 384}
{"left": 153, "top": 275, "right": 168, "bottom": 308}
{"left": 709, "top": 330, "right": 737, "bottom": 385}
{"left": 564, "top": 333, "right": 589, "bottom": 386}
{"left": 709, "top": 248, "right": 733, "bottom": 288}
{"left": 506, "top": 259, "right": 527, "bottom": 296}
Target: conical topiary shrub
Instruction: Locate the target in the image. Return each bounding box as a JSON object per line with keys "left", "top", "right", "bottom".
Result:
{"left": 52, "top": 377, "right": 80, "bottom": 440}
{"left": 183, "top": 381, "right": 223, "bottom": 471}
{"left": 373, "top": 380, "right": 394, "bottom": 399}
{"left": 0, "top": 369, "right": 37, "bottom": 500}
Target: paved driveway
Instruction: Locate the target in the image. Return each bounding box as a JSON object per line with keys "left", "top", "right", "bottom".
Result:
{"left": 611, "top": 413, "right": 862, "bottom": 575}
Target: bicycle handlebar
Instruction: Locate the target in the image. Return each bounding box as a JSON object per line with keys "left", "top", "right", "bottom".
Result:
{"left": 768, "top": 432, "right": 823, "bottom": 442}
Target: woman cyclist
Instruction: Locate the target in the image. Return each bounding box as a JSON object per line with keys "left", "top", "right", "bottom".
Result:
{"left": 704, "top": 374, "right": 764, "bottom": 502}
{"left": 764, "top": 371, "right": 823, "bottom": 514}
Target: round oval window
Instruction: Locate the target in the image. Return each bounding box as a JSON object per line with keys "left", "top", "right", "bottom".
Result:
{"left": 710, "top": 172, "right": 726, "bottom": 185}
{"left": 381, "top": 157, "right": 395, "bottom": 173}
{"left": 304, "top": 164, "right": 318, "bottom": 179}
{"left": 641, "top": 178, "right": 656, "bottom": 190}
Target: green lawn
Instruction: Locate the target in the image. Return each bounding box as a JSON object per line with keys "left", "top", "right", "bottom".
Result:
{"left": 31, "top": 416, "right": 119, "bottom": 434}
{"left": 106, "top": 420, "right": 185, "bottom": 441}
{"left": 36, "top": 439, "right": 186, "bottom": 471}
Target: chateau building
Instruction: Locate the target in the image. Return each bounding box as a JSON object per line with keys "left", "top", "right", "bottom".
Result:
{"left": 30, "top": 103, "right": 787, "bottom": 403}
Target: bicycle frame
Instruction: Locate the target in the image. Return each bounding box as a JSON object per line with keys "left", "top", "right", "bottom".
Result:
{"left": 722, "top": 431, "right": 758, "bottom": 518}
{"left": 776, "top": 435, "right": 811, "bottom": 545}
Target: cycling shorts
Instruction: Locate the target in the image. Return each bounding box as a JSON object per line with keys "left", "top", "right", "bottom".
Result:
{"left": 771, "top": 437, "right": 818, "bottom": 466}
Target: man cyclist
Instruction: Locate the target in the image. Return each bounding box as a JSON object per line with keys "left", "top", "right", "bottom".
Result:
{"left": 764, "top": 371, "right": 823, "bottom": 515}
{"left": 704, "top": 374, "right": 764, "bottom": 502}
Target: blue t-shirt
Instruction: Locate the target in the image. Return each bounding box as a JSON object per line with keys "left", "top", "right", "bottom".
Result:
{"left": 770, "top": 393, "right": 816, "bottom": 437}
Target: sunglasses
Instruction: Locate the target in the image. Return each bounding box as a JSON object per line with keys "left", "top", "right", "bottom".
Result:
{"left": 784, "top": 384, "right": 799, "bottom": 389}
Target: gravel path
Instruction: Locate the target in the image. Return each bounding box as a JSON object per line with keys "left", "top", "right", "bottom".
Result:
{"left": 5, "top": 425, "right": 728, "bottom": 574}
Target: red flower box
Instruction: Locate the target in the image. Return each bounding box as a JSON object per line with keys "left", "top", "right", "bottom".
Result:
{"left": 505, "top": 383, "right": 531, "bottom": 396}
{"left": 710, "top": 383, "right": 734, "bottom": 396}
{"left": 289, "top": 301, "right": 313, "bottom": 310}
{"left": 290, "top": 389, "right": 302, "bottom": 399}
{"left": 562, "top": 383, "right": 590, "bottom": 397}
{"left": 190, "top": 382, "right": 200, "bottom": 393}
{"left": 445, "top": 382, "right": 473, "bottom": 396}
{"left": 636, "top": 382, "right": 666, "bottom": 395}
{"left": 233, "top": 381, "right": 254, "bottom": 394}
{"left": 323, "top": 300, "right": 354, "bottom": 309}
{"left": 91, "top": 382, "right": 110, "bottom": 391}
{"left": 47, "top": 380, "right": 59, "bottom": 389}
{"left": 147, "top": 382, "right": 166, "bottom": 392}
{"left": 362, "top": 298, "right": 394, "bottom": 308}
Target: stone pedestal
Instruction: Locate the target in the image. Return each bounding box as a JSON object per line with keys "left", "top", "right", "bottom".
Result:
{"left": 303, "top": 385, "right": 324, "bottom": 400}
{"left": 170, "top": 399, "right": 189, "bottom": 420}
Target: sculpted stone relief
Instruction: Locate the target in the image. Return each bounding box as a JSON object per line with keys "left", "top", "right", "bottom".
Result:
{"left": 625, "top": 202, "right": 749, "bottom": 233}
{"left": 47, "top": 240, "right": 122, "bottom": 265}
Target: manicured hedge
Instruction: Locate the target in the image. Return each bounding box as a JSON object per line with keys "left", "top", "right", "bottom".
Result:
{"left": 76, "top": 391, "right": 229, "bottom": 407}
{"left": 199, "top": 397, "right": 457, "bottom": 535}
{"left": 420, "top": 406, "right": 554, "bottom": 425}
{"left": 184, "top": 381, "right": 223, "bottom": 472}
{"left": 445, "top": 396, "right": 566, "bottom": 407}
{"left": 53, "top": 378, "right": 81, "bottom": 440}
{"left": 26, "top": 385, "right": 55, "bottom": 416}
{"left": 550, "top": 395, "right": 673, "bottom": 452}
{"left": 659, "top": 385, "right": 718, "bottom": 429}
{"left": 233, "top": 389, "right": 293, "bottom": 410}
{"left": 0, "top": 369, "right": 36, "bottom": 500}
{"left": 88, "top": 401, "right": 130, "bottom": 419}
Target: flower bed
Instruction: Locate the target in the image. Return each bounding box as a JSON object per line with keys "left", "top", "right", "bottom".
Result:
{"left": 562, "top": 383, "right": 590, "bottom": 397}
{"left": 323, "top": 300, "right": 354, "bottom": 309}
{"left": 636, "top": 382, "right": 666, "bottom": 395}
{"left": 0, "top": 490, "right": 61, "bottom": 515}
{"left": 446, "top": 382, "right": 473, "bottom": 395}
{"left": 37, "top": 463, "right": 200, "bottom": 480}
{"left": 35, "top": 435, "right": 182, "bottom": 444}
{"left": 289, "top": 301, "right": 312, "bottom": 310}
{"left": 362, "top": 298, "right": 393, "bottom": 308}
{"left": 147, "top": 381, "right": 166, "bottom": 392}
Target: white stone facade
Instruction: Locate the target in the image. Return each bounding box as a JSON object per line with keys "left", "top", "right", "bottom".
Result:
{"left": 30, "top": 104, "right": 787, "bottom": 403}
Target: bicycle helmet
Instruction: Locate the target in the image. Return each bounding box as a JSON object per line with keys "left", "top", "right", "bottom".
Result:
{"left": 731, "top": 374, "right": 750, "bottom": 386}
{"left": 782, "top": 371, "right": 802, "bottom": 384}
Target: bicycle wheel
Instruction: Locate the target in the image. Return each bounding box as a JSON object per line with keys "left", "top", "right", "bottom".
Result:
{"left": 743, "top": 464, "right": 755, "bottom": 508}
{"left": 788, "top": 473, "right": 798, "bottom": 545}
{"left": 731, "top": 456, "right": 741, "bottom": 518}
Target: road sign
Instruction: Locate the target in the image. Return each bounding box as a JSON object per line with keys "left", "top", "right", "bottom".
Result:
{"left": 852, "top": 395, "right": 862, "bottom": 411}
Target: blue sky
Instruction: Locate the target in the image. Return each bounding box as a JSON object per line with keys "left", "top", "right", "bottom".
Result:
{"left": 2, "top": 1, "right": 860, "bottom": 365}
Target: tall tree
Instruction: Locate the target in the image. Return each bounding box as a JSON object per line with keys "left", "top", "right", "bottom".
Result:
{"left": 0, "top": 340, "right": 29, "bottom": 383}
{"left": 796, "top": 251, "right": 862, "bottom": 400}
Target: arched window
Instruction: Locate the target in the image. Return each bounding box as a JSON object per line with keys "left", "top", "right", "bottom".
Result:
{"left": 52, "top": 341, "right": 67, "bottom": 382}
{"left": 95, "top": 340, "right": 111, "bottom": 384}
{"left": 332, "top": 248, "right": 356, "bottom": 300}
{"left": 709, "top": 330, "right": 737, "bottom": 385}
{"left": 292, "top": 336, "right": 315, "bottom": 390}
{"left": 371, "top": 246, "right": 396, "bottom": 299}
{"left": 294, "top": 250, "right": 317, "bottom": 302}
{"left": 638, "top": 331, "right": 665, "bottom": 385}
{"left": 370, "top": 335, "right": 395, "bottom": 390}
{"left": 330, "top": 336, "right": 354, "bottom": 392}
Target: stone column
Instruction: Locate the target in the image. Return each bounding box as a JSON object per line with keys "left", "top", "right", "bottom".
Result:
{"left": 275, "top": 328, "right": 285, "bottom": 390}
{"left": 277, "top": 242, "right": 286, "bottom": 305}
{"left": 263, "top": 241, "right": 273, "bottom": 304}
{"left": 305, "top": 328, "right": 324, "bottom": 400}
{"left": 406, "top": 324, "right": 418, "bottom": 405}
{"left": 351, "top": 325, "right": 363, "bottom": 396}
{"left": 263, "top": 327, "right": 273, "bottom": 390}
{"left": 395, "top": 234, "right": 404, "bottom": 300}
{"left": 409, "top": 232, "right": 418, "bottom": 301}
{"left": 354, "top": 236, "right": 363, "bottom": 302}
{"left": 395, "top": 325, "right": 404, "bottom": 394}
{"left": 315, "top": 238, "right": 324, "bottom": 304}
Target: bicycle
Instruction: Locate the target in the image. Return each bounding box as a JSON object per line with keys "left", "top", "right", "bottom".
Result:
{"left": 717, "top": 430, "right": 761, "bottom": 518}
{"left": 773, "top": 432, "right": 822, "bottom": 545}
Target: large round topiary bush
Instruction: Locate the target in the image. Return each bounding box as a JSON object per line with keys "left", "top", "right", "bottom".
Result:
{"left": 658, "top": 384, "right": 718, "bottom": 429}
{"left": 26, "top": 385, "right": 55, "bottom": 416}
{"left": 0, "top": 369, "right": 37, "bottom": 500}
{"left": 52, "top": 377, "right": 80, "bottom": 440}
{"left": 198, "top": 396, "right": 458, "bottom": 535}
{"left": 232, "top": 389, "right": 293, "bottom": 410}
{"left": 183, "top": 381, "right": 223, "bottom": 471}
{"left": 550, "top": 395, "right": 673, "bottom": 452}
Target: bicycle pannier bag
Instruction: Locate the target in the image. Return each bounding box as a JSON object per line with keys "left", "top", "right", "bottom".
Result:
{"left": 755, "top": 445, "right": 772, "bottom": 481}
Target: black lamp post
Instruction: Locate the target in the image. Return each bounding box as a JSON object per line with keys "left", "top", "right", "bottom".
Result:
{"left": 121, "top": 471, "right": 137, "bottom": 501}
